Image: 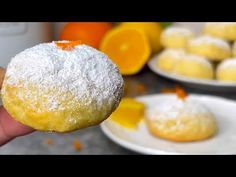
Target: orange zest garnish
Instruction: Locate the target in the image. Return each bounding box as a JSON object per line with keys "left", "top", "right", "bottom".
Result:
{"left": 175, "top": 85, "right": 187, "bottom": 100}
{"left": 161, "top": 85, "right": 187, "bottom": 100}
{"left": 55, "top": 40, "right": 82, "bottom": 51}
{"left": 44, "top": 138, "right": 54, "bottom": 146}
{"left": 73, "top": 140, "right": 81, "bottom": 151}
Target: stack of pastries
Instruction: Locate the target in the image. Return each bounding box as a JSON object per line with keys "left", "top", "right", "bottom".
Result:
{"left": 157, "top": 23, "right": 236, "bottom": 82}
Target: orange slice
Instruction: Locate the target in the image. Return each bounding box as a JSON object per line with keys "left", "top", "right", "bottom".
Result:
{"left": 109, "top": 98, "right": 145, "bottom": 129}
{"left": 100, "top": 27, "right": 151, "bottom": 75}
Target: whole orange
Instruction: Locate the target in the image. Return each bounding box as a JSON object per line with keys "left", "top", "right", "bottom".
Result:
{"left": 60, "top": 22, "right": 113, "bottom": 49}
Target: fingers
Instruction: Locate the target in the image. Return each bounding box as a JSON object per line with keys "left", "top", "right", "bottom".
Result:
{"left": 0, "top": 106, "right": 34, "bottom": 145}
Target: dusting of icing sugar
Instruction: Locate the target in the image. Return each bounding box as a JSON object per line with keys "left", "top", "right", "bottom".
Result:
{"left": 2, "top": 41, "right": 124, "bottom": 112}
{"left": 217, "top": 58, "right": 236, "bottom": 70}
{"left": 147, "top": 96, "right": 212, "bottom": 120}
{"left": 184, "top": 54, "right": 213, "bottom": 69}
{"left": 163, "top": 27, "right": 194, "bottom": 37}
{"left": 158, "top": 49, "right": 186, "bottom": 59}
{"left": 189, "top": 35, "right": 231, "bottom": 51}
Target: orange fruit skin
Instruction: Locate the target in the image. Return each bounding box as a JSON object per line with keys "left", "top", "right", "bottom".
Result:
{"left": 60, "top": 22, "right": 113, "bottom": 49}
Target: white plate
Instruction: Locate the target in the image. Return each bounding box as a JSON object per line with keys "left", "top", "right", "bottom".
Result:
{"left": 101, "top": 94, "right": 236, "bottom": 154}
{"left": 147, "top": 55, "right": 236, "bottom": 92}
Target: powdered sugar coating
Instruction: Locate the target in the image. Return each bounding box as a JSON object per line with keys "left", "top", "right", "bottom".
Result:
{"left": 189, "top": 35, "right": 231, "bottom": 51}
{"left": 147, "top": 96, "right": 212, "bottom": 120}
{"left": 2, "top": 42, "right": 124, "bottom": 112}
{"left": 184, "top": 54, "right": 213, "bottom": 70}
{"left": 217, "top": 58, "right": 236, "bottom": 70}
{"left": 163, "top": 27, "right": 194, "bottom": 37}
{"left": 158, "top": 48, "right": 186, "bottom": 58}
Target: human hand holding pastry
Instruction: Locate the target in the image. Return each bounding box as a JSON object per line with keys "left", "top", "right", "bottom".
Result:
{"left": 1, "top": 41, "right": 123, "bottom": 132}
{"left": 0, "top": 41, "right": 124, "bottom": 145}
{"left": 0, "top": 67, "right": 34, "bottom": 146}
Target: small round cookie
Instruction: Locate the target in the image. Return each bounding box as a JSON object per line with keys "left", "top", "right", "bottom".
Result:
{"left": 204, "top": 22, "right": 236, "bottom": 41}
{"left": 1, "top": 41, "right": 124, "bottom": 132}
{"left": 216, "top": 58, "right": 236, "bottom": 82}
{"left": 160, "top": 27, "right": 194, "bottom": 49}
{"left": 233, "top": 41, "right": 236, "bottom": 57}
{"left": 188, "top": 35, "right": 231, "bottom": 61}
{"left": 156, "top": 49, "right": 185, "bottom": 72}
{"left": 145, "top": 97, "right": 218, "bottom": 142}
{"left": 174, "top": 54, "right": 214, "bottom": 80}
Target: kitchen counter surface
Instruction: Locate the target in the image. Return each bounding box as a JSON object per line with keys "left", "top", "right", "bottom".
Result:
{"left": 1, "top": 68, "right": 236, "bottom": 154}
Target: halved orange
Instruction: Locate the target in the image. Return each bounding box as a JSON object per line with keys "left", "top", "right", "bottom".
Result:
{"left": 100, "top": 27, "right": 151, "bottom": 75}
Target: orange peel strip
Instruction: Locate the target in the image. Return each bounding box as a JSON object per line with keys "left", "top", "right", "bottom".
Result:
{"left": 55, "top": 40, "right": 82, "bottom": 51}
{"left": 161, "top": 85, "right": 187, "bottom": 100}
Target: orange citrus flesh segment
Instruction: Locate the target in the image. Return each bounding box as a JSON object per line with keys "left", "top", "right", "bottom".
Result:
{"left": 120, "top": 22, "right": 163, "bottom": 53}
{"left": 100, "top": 27, "right": 151, "bottom": 75}
{"left": 55, "top": 41, "right": 82, "bottom": 51}
{"left": 109, "top": 98, "right": 145, "bottom": 129}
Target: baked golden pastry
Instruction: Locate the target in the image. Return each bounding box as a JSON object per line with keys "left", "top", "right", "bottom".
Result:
{"left": 204, "top": 22, "right": 236, "bottom": 41}
{"left": 188, "top": 35, "right": 231, "bottom": 61}
{"left": 145, "top": 96, "right": 218, "bottom": 142}
{"left": 1, "top": 41, "right": 124, "bottom": 132}
{"left": 233, "top": 41, "right": 236, "bottom": 57}
{"left": 216, "top": 58, "right": 236, "bottom": 82}
{"left": 174, "top": 54, "right": 214, "bottom": 80}
{"left": 156, "top": 49, "right": 185, "bottom": 72}
{"left": 0, "top": 67, "right": 5, "bottom": 90}
{"left": 160, "top": 27, "right": 194, "bottom": 49}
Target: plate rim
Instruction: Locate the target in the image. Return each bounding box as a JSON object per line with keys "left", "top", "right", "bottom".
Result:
{"left": 101, "top": 94, "right": 236, "bottom": 155}
{"left": 147, "top": 54, "right": 236, "bottom": 88}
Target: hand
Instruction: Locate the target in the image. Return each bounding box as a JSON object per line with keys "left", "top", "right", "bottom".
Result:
{"left": 0, "top": 67, "right": 34, "bottom": 146}
{"left": 0, "top": 106, "right": 34, "bottom": 146}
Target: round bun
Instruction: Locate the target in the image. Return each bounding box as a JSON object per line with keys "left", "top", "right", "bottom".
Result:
{"left": 156, "top": 49, "right": 185, "bottom": 72}
{"left": 188, "top": 35, "right": 231, "bottom": 61}
{"left": 0, "top": 67, "right": 5, "bottom": 90}
{"left": 145, "top": 97, "right": 218, "bottom": 142}
{"left": 204, "top": 22, "right": 236, "bottom": 41}
{"left": 160, "top": 27, "right": 194, "bottom": 49}
{"left": 174, "top": 54, "right": 214, "bottom": 80}
{"left": 233, "top": 41, "right": 236, "bottom": 57}
{"left": 1, "top": 41, "right": 124, "bottom": 132}
{"left": 216, "top": 58, "right": 236, "bottom": 82}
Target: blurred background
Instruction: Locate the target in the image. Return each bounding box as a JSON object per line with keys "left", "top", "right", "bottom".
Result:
{"left": 0, "top": 22, "right": 236, "bottom": 154}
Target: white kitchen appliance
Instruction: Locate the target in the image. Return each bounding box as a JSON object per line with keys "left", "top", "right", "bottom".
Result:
{"left": 0, "top": 22, "right": 52, "bottom": 68}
